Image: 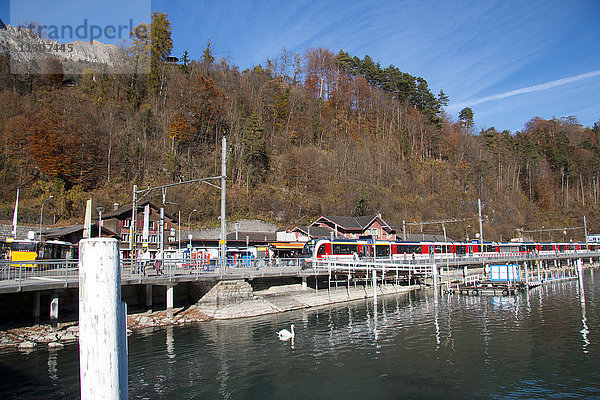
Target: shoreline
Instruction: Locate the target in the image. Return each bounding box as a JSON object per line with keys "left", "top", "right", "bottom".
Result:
{"left": 0, "top": 283, "right": 421, "bottom": 351}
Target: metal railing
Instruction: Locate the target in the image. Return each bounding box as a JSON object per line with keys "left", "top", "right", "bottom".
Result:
{"left": 0, "top": 257, "right": 309, "bottom": 289}
{"left": 0, "top": 259, "right": 79, "bottom": 290}
{"left": 1, "top": 250, "right": 598, "bottom": 290}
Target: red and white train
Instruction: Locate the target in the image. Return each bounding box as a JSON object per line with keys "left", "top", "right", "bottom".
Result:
{"left": 302, "top": 238, "right": 598, "bottom": 262}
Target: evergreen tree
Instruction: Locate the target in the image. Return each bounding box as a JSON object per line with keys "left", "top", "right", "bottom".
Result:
{"left": 243, "top": 114, "right": 269, "bottom": 188}
{"left": 149, "top": 12, "right": 173, "bottom": 92}
{"left": 459, "top": 107, "right": 474, "bottom": 132}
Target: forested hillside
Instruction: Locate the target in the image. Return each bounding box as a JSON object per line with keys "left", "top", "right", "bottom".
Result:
{"left": 1, "top": 13, "right": 599, "bottom": 241}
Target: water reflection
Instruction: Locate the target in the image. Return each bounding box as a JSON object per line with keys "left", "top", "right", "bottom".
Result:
{"left": 48, "top": 349, "right": 58, "bottom": 381}
{"left": 166, "top": 326, "right": 175, "bottom": 360}
{"left": 578, "top": 269, "right": 590, "bottom": 354}
{"left": 433, "top": 299, "right": 440, "bottom": 349}
{"left": 1, "top": 268, "right": 600, "bottom": 399}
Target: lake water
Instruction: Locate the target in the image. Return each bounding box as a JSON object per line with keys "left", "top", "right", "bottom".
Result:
{"left": 1, "top": 268, "right": 598, "bottom": 399}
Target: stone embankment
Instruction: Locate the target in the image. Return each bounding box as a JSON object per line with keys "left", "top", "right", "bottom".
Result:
{"left": 0, "top": 282, "right": 419, "bottom": 351}
{"left": 196, "top": 281, "right": 420, "bottom": 319}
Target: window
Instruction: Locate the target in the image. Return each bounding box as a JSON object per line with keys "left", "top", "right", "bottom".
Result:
{"left": 332, "top": 243, "right": 359, "bottom": 255}
{"left": 396, "top": 244, "right": 422, "bottom": 254}
{"left": 376, "top": 244, "right": 390, "bottom": 257}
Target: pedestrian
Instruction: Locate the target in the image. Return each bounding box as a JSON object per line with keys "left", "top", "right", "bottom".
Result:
{"left": 140, "top": 248, "right": 150, "bottom": 276}
{"left": 155, "top": 249, "right": 164, "bottom": 275}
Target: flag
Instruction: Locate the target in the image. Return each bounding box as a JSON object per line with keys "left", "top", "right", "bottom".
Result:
{"left": 83, "top": 198, "right": 92, "bottom": 239}
{"left": 11, "top": 189, "right": 19, "bottom": 238}
{"left": 142, "top": 204, "right": 150, "bottom": 246}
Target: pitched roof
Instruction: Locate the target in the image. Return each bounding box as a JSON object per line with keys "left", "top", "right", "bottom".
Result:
{"left": 311, "top": 215, "right": 397, "bottom": 233}
{"left": 43, "top": 224, "right": 119, "bottom": 240}
{"left": 292, "top": 226, "right": 335, "bottom": 238}
{"left": 312, "top": 215, "right": 377, "bottom": 230}
{"left": 101, "top": 200, "right": 177, "bottom": 222}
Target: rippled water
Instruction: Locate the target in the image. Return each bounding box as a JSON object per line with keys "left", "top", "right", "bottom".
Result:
{"left": 1, "top": 268, "right": 599, "bottom": 399}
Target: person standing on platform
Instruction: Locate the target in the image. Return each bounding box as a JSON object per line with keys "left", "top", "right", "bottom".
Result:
{"left": 140, "top": 248, "right": 150, "bottom": 276}
{"left": 155, "top": 249, "right": 164, "bottom": 275}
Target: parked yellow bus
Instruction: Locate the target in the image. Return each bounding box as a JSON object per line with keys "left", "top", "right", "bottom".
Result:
{"left": 5, "top": 239, "right": 77, "bottom": 268}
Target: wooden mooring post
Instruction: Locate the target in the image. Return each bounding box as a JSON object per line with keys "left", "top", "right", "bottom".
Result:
{"left": 79, "top": 238, "right": 128, "bottom": 399}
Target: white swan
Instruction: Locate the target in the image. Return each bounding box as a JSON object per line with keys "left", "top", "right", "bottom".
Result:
{"left": 277, "top": 324, "right": 295, "bottom": 341}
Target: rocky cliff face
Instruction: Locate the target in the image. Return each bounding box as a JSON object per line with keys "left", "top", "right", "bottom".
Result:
{"left": 0, "top": 23, "right": 122, "bottom": 70}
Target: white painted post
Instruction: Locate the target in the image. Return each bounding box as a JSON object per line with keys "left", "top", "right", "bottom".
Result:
{"left": 50, "top": 292, "right": 59, "bottom": 330}
{"left": 524, "top": 262, "right": 528, "bottom": 286}
{"left": 166, "top": 284, "right": 174, "bottom": 319}
{"left": 433, "top": 264, "right": 439, "bottom": 292}
{"left": 301, "top": 276, "right": 307, "bottom": 290}
{"left": 79, "top": 238, "right": 128, "bottom": 400}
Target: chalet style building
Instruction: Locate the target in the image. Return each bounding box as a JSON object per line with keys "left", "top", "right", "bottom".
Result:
{"left": 286, "top": 214, "right": 399, "bottom": 241}
{"left": 100, "top": 201, "right": 178, "bottom": 258}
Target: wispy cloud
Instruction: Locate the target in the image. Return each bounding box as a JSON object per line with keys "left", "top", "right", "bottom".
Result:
{"left": 450, "top": 70, "right": 600, "bottom": 111}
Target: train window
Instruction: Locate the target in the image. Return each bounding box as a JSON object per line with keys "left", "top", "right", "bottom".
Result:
{"left": 317, "top": 245, "right": 326, "bottom": 255}
{"left": 396, "top": 244, "right": 422, "bottom": 254}
{"left": 541, "top": 245, "right": 553, "bottom": 251}
{"left": 376, "top": 245, "right": 390, "bottom": 257}
{"left": 332, "top": 243, "right": 359, "bottom": 255}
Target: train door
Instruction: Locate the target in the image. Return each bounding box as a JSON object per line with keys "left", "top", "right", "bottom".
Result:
{"left": 428, "top": 245, "right": 434, "bottom": 262}
{"left": 361, "top": 243, "right": 373, "bottom": 258}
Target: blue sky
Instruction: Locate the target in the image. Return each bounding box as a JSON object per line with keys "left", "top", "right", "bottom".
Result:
{"left": 1, "top": 0, "right": 598, "bottom": 132}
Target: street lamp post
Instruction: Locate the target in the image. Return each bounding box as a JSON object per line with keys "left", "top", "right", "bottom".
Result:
{"left": 187, "top": 209, "right": 197, "bottom": 249}
{"left": 39, "top": 195, "right": 54, "bottom": 240}
{"left": 96, "top": 206, "right": 105, "bottom": 238}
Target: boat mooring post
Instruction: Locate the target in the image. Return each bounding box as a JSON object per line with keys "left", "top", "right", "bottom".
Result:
{"left": 577, "top": 259, "right": 585, "bottom": 304}
{"left": 79, "top": 238, "right": 128, "bottom": 400}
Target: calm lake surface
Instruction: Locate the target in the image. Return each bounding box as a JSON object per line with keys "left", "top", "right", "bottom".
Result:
{"left": 1, "top": 268, "right": 599, "bottom": 399}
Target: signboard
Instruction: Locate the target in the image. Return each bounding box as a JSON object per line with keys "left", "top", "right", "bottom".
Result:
{"left": 490, "top": 264, "right": 521, "bottom": 281}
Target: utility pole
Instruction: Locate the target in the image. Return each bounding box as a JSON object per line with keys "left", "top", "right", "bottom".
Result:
{"left": 220, "top": 136, "right": 227, "bottom": 274}
{"left": 478, "top": 198, "right": 483, "bottom": 244}
{"left": 130, "top": 185, "right": 137, "bottom": 259}
{"left": 129, "top": 139, "right": 227, "bottom": 262}
{"left": 584, "top": 216, "right": 588, "bottom": 242}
